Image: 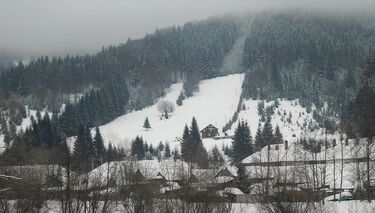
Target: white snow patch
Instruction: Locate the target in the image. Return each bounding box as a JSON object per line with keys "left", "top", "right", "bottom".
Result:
{"left": 99, "top": 74, "right": 244, "bottom": 150}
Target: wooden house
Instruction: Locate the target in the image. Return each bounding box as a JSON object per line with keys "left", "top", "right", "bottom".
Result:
{"left": 200, "top": 124, "right": 219, "bottom": 138}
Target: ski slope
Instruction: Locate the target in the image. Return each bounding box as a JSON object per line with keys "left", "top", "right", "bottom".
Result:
{"left": 99, "top": 74, "right": 244, "bottom": 150}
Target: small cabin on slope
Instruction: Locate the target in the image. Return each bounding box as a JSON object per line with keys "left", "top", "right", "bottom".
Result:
{"left": 200, "top": 124, "right": 219, "bottom": 138}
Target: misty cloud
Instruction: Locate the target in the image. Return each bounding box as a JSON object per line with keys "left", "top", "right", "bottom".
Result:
{"left": 0, "top": 0, "right": 374, "bottom": 58}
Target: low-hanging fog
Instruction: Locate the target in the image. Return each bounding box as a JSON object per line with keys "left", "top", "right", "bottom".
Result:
{"left": 1, "top": 0, "right": 374, "bottom": 59}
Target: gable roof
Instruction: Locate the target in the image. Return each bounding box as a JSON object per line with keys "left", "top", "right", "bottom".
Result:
{"left": 132, "top": 169, "right": 146, "bottom": 182}
{"left": 200, "top": 124, "right": 218, "bottom": 132}
{"left": 215, "top": 167, "right": 235, "bottom": 178}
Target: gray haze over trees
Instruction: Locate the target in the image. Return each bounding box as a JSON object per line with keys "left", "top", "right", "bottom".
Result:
{"left": 1, "top": 0, "right": 375, "bottom": 59}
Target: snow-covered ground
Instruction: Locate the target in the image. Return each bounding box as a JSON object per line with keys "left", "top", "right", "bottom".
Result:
{"left": 97, "top": 73, "right": 330, "bottom": 154}
{"left": 227, "top": 99, "right": 317, "bottom": 142}
{"left": 0, "top": 107, "right": 51, "bottom": 152}
{"left": 231, "top": 201, "right": 375, "bottom": 213}
{"left": 99, "top": 74, "right": 244, "bottom": 150}
{"left": 5, "top": 199, "right": 374, "bottom": 213}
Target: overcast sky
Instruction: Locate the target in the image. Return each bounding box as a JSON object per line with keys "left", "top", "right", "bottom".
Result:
{"left": 1, "top": 0, "right": 374, "bottom": 58}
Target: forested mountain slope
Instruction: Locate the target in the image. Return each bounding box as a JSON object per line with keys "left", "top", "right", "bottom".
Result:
{"left": 241, "top": 11, "right": 375, "bottom": 114}
{"left": 0, "top": 11, "right": 375, "bottom": 165}
{"left": 0, "top": 16, "right": 240, "bottom": 110}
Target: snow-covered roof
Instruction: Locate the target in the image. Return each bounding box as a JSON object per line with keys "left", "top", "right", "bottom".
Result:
{"left": 86, "top": 159, "right": 189, "bottom": 187}
{"left": 242, "top": 138, "right": 373, "bottom": 165}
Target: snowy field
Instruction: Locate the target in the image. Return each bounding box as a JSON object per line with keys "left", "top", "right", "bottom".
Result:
{"left": 99, "top": 74, "right": 244, "bottom": 150}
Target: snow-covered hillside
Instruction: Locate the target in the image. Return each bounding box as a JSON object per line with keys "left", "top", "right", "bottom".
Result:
{"left": 99, "top": 74, "right": 244, "bottom": 150}
{"left": 227, "top": 99, "right": 318, "bottom": 142}
{"left": 0, "top": 108, "right": 50, "bottom": 152}
{"left": 1, "top": 74, "right": 327, "bottom": 155}
{"left": 97, "top": 73, "right": 330, "bottom": 153}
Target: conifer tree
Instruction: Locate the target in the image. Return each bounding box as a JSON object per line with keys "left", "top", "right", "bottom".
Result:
{"left": 176, "top": 91, "right": 185, "bottom": 106}
{"left": 164, "top": 142, "right": 171, "bottom": 158}
{"left": 258, "top": 101, "right": 265, "bottom": 120}
{"left": 232, "top": 120, "right": 253, "bottom": 164}
{"left": 9, "top": 122, "right": 17, "bottom": 143}
{"left": 211, "top": 146, "right": 224, "bottom": 165}
{"left": 106, "top": 143, "right": 114, "bottom": 162}
{"left": 262, "top": 117, "right": 274, "bottom": 147}
{"left": 190, "top": 117, "right": 201, "bottom": 147}
{"left": 143, "top": 117, "right": 151, "bottom": 130}
{"left": 84, "top": 126, "right": 95, "bottom": 158}
{"left": 237, "top": 163, "right": 250, "bottom": 193}
{"left": 190, "top": 117, "right": 209, "bottom": 167}
{"left": 173, "top": 147, "right": 180, "bottom": 161}
{"left": 255, "top": 123, "right": 263, "bottom": 150}
{"left": 274, "top": 125, "right": 283, "bottom": 144}
{"left": 131, "top": 136, "right": 145, "bottom": 160}
{"left": 73, "top": 125, "right": 92, "bottom": 164}
{"left": 36, "top": 110, "right": 42, "bottom": 122}
{"left": 149, "top": 144, "right": 155, "bottom": 156}
{"left": 180, "top": 124, "right": 191, "bottom": 161}
{"left": 180, "top": 118, "right": 209, "bottom": 167}
{"left": 3, "top": 127, "right": 11, "bottom": 149}
{"left": 94, "top": 127, "right": 105, "bottom": 159}
{"left": 158, "top": 141, "right": 165, "bottom": 151}
{"left": 144, "top": 142, "right": 149, "bottom": 153}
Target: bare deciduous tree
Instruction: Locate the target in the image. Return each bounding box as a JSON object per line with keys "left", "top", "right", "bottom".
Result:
{"left": 157, "top": 100, "right": 175, "bottom": 119}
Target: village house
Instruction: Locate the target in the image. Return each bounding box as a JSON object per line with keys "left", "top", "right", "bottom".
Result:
{"left": 200, "top": 124, "right": 219, "bottom": 138}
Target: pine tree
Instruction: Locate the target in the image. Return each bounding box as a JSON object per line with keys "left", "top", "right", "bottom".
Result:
{"left": 158, "top": 141, "right": 165, "bottom": 151}
{"left": 164, "top": 142, "right": 171, "bottom": 158}
{"left": 173, "top": 147, "right": 180, "bottom": 161}
{"left": 180, "top": 117, "right": 209, "bottom": 167}
{"left": 143, "top": 117, "right": 151, "bottom": 130}
{"left": 144, "top": 142, "right": 149, "bottom": 153}
{"left": 149, "top": 144, "right": 155, "bottom": 156}
{"left": 3, "top": 127, "right": 11, "bottom": 149}
{"left": 9, "top": 122, "right": 17, "bottom": 143}
{"left": 211, "top": 146, "right": 224, "bottom": 165}
{"left": 180, "top": 124, "right": 191, "bottom": 161}
{"left": 190, "top": 117, "right": 209, "bottom": 167}
{"left": 237, "top": 163, "right": 250, "bottom": 194}
{"left": 94, "top": 127, "right": 105, "bottom": 159}
{"left": 73, "top": 125, "right": 91, "bottom": 164}
{"left": 176, "top": 91, "right": 185, "bottom": 106}
{"left": 258, "top": 101, "right": 265, "bottom": 121}
{"left": 84, "top": 126, "right": 95, "bottom": 158}
{"left": 36, "top": 110, "right": 42, "bottom": 122}
{"left": 232, "top": 120, "right": 253, "bottom": 164}
{"left": 255, "top": 123, "right": 263, "bottom": 150}
{"left": 131, "top": 136, "right": 145, "bottom": 160}
{"left": 190, "top": 117, "right": 201, "bottom": 147}
{"left": 106, "top": 143, "right": 114, "bottom": 162}
{"left": 274, "top": 125, "right": 283, "bottom": 144}
{"left": 262, "top": 117, "right": 274, "bottom": 148}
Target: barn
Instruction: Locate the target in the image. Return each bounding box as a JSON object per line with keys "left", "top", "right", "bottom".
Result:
{"left": 200, "top": 124, "right": 219, "bottom": 138}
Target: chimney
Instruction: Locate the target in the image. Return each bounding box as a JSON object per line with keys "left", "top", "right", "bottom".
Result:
{"left": 285, "top": 140, "right": 288, "bottom": 150}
